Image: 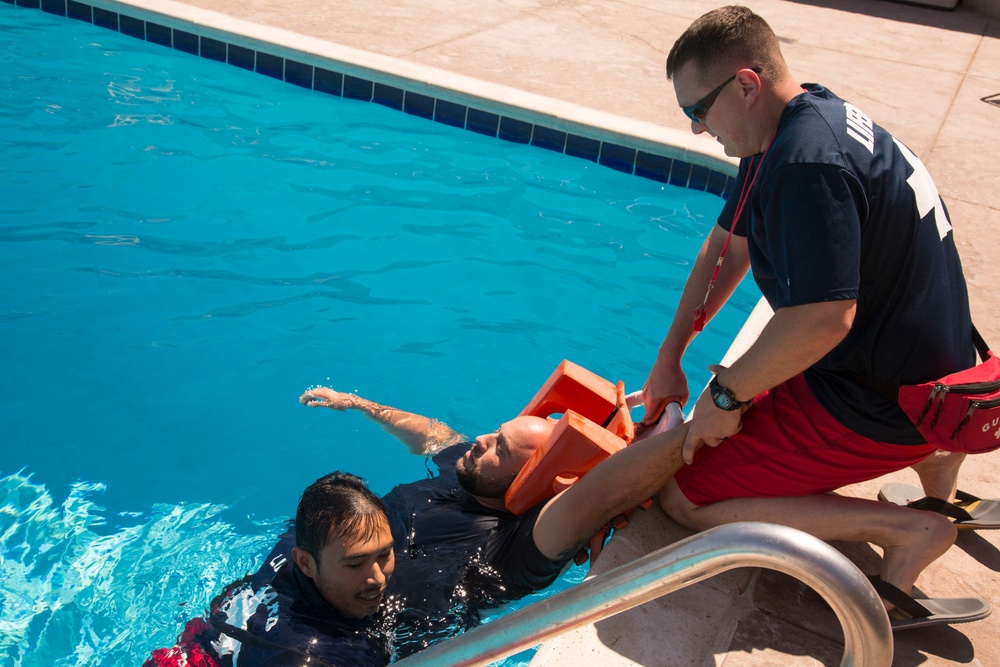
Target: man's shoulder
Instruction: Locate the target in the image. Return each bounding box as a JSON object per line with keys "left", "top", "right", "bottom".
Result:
{"left": 383, "top": 444, "right": 467, "bottom": 501}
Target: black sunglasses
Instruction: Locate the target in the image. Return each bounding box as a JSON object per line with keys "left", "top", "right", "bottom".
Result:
{"left": 681, "top": 68, "right": 761, "bottom": 123}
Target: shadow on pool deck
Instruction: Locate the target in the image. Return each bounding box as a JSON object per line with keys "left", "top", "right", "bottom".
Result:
{"left": 95, "top": 0, "right": 1000, "bottom": 663}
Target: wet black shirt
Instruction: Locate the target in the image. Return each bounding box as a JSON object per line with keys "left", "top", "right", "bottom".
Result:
{"left": 381, "top": 444, "right": 571, "bottom": 656}
{"left": 169, "top": 529, "right": 393, "bottom": 667}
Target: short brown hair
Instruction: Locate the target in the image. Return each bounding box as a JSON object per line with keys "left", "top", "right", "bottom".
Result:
{"left": 666, "top": 6, "right": 785, "bottom": 83}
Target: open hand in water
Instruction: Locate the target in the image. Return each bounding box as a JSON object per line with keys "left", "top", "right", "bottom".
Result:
{"left": 299, "top": 387, "right": 357, "bottom": 410}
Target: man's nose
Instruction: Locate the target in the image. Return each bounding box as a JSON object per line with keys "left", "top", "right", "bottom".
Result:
{"left": 691, "top": 118, "right": 708, "bottom": 134}
{"left": 369, "top": 563, "right": 387, "bottom": 586}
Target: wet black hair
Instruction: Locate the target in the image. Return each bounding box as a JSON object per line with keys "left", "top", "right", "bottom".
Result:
{"left": 295, "top": 471, "right": 388, "bottom": 568}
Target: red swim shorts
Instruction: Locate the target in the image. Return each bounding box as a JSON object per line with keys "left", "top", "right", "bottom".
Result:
{"left": 674, "top": 373, "right": 938, "bottom": 506}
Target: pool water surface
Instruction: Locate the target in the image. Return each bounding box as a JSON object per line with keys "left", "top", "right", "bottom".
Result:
{"left": 0, "top": 6, "right": 758, "bottom": 665}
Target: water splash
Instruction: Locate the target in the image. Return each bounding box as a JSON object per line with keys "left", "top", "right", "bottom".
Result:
{"left": 0, "top": 472, "right": 277, "bottom": 666}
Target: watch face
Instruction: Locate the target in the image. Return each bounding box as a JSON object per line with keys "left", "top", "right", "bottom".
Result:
{"left": 713, "top": 390, "right": 733, "bottom": 409}
{"left": 710, "top": 377, "right": 737, "bottom": 410}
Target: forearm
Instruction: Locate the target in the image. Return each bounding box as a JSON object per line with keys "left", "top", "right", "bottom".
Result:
{"left": 717, "top": 299, "right": 857, "bottom": 402}
{"left": 657, "top": 228, "right": 749, "bottom": 364}
{"left": 356, "top": 399, "right": 462, "bottom": 456}
{"left": 300, "top": 389, "right": 463, "bottom": 456}
{"left": 533, "top": 425, "right": 688, "bottom": 561}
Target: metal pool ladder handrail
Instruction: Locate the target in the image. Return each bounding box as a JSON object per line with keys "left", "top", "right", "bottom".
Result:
{"left": 392, "top": 521, "right": 893, "bottom": 667}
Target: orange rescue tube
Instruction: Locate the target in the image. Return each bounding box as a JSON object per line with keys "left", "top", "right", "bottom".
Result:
{"left": 520, "top": 359, "right": 618, "bottom": 425}
{"left": 505, "top": 360, "right": 635, "bottom": 515}
{"left": 504, "top": 410, "right": 626, "bottom": 515}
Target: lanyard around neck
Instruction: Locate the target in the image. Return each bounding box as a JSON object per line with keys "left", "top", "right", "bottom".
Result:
{"left": 692, "top": 135, "right": 775, "bottom": 333}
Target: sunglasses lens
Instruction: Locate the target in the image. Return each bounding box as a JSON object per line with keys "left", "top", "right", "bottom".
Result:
{"left": 685, "top": 105, "right": 705, "bottom": 123}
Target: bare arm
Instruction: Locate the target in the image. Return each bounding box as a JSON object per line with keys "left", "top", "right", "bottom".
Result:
{"left": 682, "top": 298, "right": 857, "bottom": 463}
{"left": 643, "top": 226, "right": 751, "bottom": 415}
{"left": 532, "top": 424, "right": 688, "bottom": 562}
{"left": 299, "top": 387, "right": 465, "bottom": 456}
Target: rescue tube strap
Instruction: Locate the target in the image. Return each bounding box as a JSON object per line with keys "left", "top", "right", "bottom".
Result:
{"left": 599, "top": 404, "right": 620, "bottom": 429}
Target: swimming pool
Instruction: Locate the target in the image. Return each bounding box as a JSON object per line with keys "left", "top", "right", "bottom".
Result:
{"left": 0, "top": 5, "right": 759, "bottom": 665}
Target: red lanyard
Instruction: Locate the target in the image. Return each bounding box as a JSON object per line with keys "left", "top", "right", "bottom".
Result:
{"left": 692, "top": 139, "right": 773, "bottom": 332}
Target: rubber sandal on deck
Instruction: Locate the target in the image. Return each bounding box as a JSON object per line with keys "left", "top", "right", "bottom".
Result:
{"left": 867, "top": 576, "right": 992, "bottom": 631}
{"left": 878, "top": 482, "right": 1000, "bottom": 529}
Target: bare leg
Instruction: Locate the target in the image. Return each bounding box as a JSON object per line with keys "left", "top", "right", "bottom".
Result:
{"left": 659, "top": 479, "right": 957, "bottom": 602}
{"left": 910, "top": 450, "right": 965, "bottom": 502}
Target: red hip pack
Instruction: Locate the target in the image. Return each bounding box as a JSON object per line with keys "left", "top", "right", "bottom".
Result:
{"left": 899, "top": 353, "right": 1000, "bottom": 454}
{"left": 852, "top": 327, "right": 1000, "bottom": 454}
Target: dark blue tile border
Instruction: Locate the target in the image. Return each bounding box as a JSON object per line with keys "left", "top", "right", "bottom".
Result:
{"left": 467, "top": 108, "right": 500, "bottom": 137}
{"left": 499, "top": 116, "right": 532, "bottom": 144}
{"left": 314, "top": 67, "right": 343, "bottom": 96}
{"left": 118, "top": 14, "right": 143, "bottom": 39}
{"left": 256, "top": 51, "right": 284, "bottom": 80}
{"left": 173, "top": 28, "right": 198, "bottom": 56}
{"left": 635, "top": 151, "right": 673, "bottom": 183}
{"left": 285, "top": 60, "right": 314, "bottom": 90}
{"left": 531, "top": 126, "right": 566, "bottom": 152}
{"left": 403, "top": 92, "right": 435, "bottom": 120}
{"left": 5, "top": 0, "right": 735, "bottom": 200}
{"left": 669, "top": 160, "right": 692, "bottom": 188}
{"left": 343, "top": 75, "right": 373, "bottom": 102}
{"left": 92, "top": 5, "right": 116, "bottom": 29}
{"left": 66, "top": 0, "right": 89, "bottom": 21}
{"left": 201, "top": 36, "right": 226, "bottom": 63}
{"left": 374, "top": 83, "right": 404, "bottom": 111}
{"left": 228, "top": 44, "right": 255, "bottom": 71}
{"left": 434, "top": 100, "right": 466, "bottom": 129}
{"left": 566, "top": 134, "right": 600, "bottom": 163}
{"left": 41, "top": 0, "right": 64, "bottom": 15}
{"left": 600, "top": 143, "right": 636, "bottom": 174}
{"left": 688, "top": 164, "right": 710, "bottom": 192}
{"left": 145, "top": 21, "right": 171, "bottom": 48}
{"left": 706, "top": 170, "right": 728, "bottom": 197}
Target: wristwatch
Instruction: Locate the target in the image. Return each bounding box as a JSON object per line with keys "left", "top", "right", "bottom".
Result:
{"left": 708, "top": 376, "right": 752, "bottom": 411}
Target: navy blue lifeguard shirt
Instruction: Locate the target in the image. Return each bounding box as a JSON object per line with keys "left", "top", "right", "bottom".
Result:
{"left": 721, "top": 84, "right": 973, "bottom": 444}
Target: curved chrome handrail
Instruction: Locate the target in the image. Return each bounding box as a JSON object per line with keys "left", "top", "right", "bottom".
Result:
{"left": 392, "top": 522, "right": 892, "bottom": 667}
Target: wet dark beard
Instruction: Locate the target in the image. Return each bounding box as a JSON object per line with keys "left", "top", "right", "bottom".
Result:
{"left": 454, "top": 458, "right": 512, "bottom": 500}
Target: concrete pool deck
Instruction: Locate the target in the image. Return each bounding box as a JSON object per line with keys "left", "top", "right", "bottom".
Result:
{"left": 23, "top": 0, "right": 1000, "bottom": 663}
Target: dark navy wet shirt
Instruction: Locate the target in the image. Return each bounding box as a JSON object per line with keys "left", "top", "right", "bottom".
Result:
{"left": 204, "top": 529, "right": 393, "bottom": 667}
{"left": 381, "top": 444, "right": 571, "bottom": 657}
{"left": 721, "top": 84, "right": 973, "bottom": 443}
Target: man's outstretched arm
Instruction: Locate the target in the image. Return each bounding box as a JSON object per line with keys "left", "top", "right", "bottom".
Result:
{"left": 299, "top": 387, "right": 465, "bottom": 456}
{"left": 532, "top": 424, "right": 688, "bottom": 562}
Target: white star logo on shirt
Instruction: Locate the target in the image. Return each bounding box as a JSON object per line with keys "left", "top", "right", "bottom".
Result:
{"left": 893, "top": 138, "right": 951, "bottom": 240}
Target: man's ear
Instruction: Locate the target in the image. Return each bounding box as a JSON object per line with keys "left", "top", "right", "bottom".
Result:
{"left": 291, "top": 546, "right": 317, "bottom": 580}
{"left": 736, "top": 68, "right": 762, "bottom": 107}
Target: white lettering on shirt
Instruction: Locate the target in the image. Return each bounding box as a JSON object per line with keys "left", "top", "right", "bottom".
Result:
{"left": 893, "top": 138, "right": 951, "bottom": 240}
{"left": 844, "top": 102, "right": 874, "bottom": 154}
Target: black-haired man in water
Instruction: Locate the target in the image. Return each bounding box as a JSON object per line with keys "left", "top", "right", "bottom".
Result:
{"left": 144, "top": 472, "right": 395, "bottom": 667}
{"left": 299, "top": 386, "right": 687, "bottom": 656}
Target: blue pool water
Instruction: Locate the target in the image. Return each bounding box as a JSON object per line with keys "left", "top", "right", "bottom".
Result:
{"left": 0, "top": 6, "right": 758, "bottom": 665}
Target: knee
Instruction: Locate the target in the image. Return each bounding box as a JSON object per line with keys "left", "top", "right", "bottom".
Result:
{"left": 905, "top": 508, "right": 957, "bottom": 548}
{"left": 927, "top": 511, "right": 958, "bottom": 546}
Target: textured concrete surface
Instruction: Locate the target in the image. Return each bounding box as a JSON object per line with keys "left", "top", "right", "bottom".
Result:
{"left": 69, "top": 0, "right": 1000, "bottom": 663}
